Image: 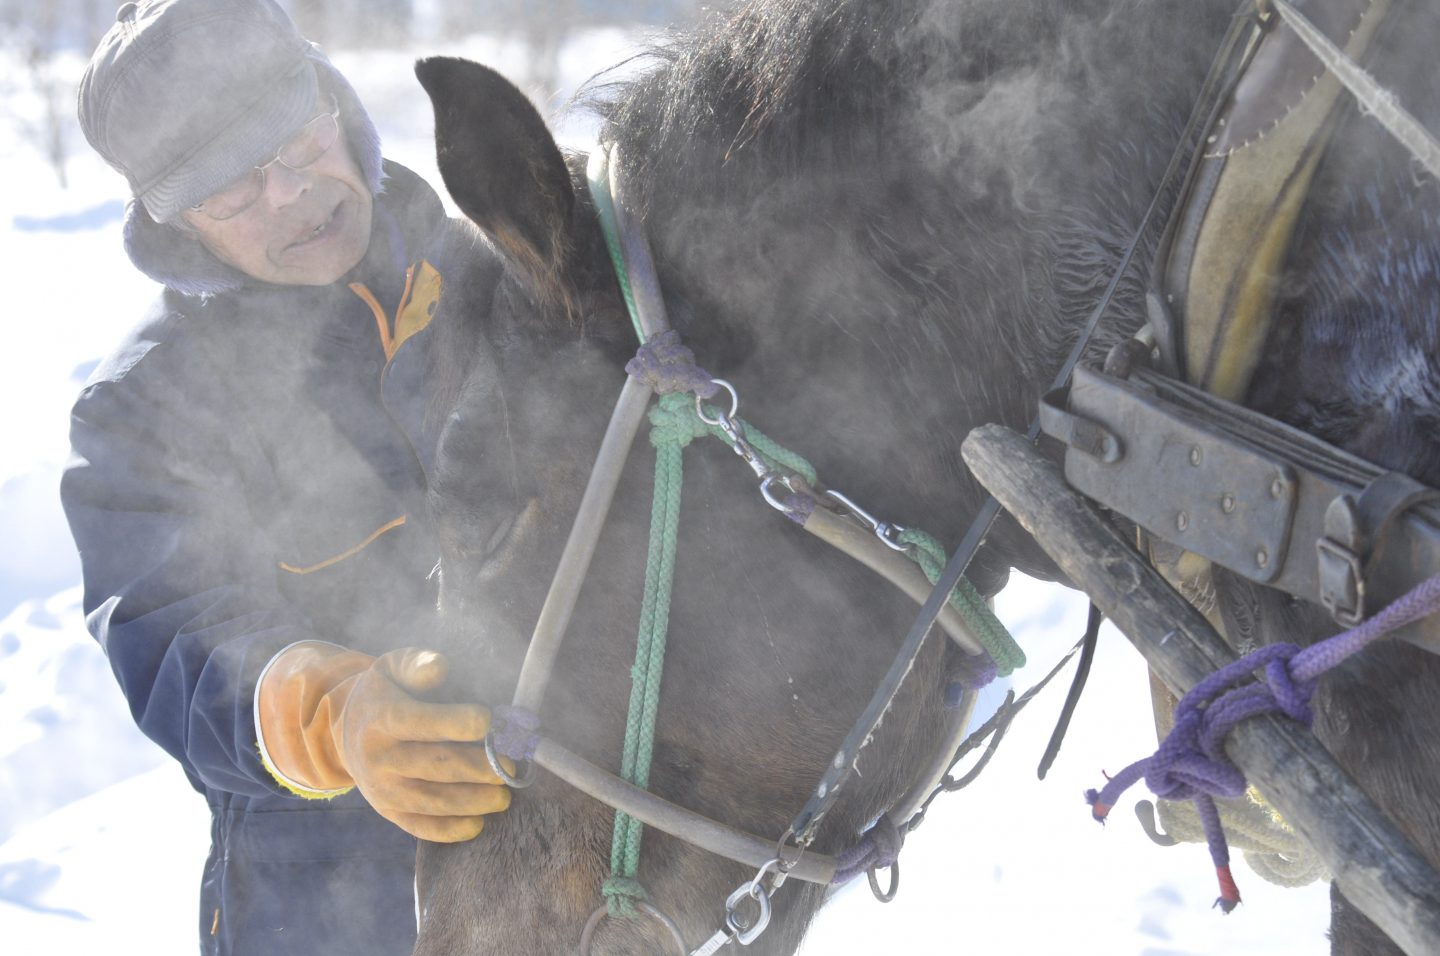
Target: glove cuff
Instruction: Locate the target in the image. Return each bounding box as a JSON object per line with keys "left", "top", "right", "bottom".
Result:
{"left": 255, "top": 640, "right": 372, "bottom": 799}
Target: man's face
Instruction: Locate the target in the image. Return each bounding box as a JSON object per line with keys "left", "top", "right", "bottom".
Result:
{"left": 181, "top": 121, "right": 373, "bottom": 286}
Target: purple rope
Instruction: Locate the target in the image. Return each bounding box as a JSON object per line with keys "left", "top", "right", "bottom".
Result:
{"left": 1086, "top": 572, "right": 1440, "bottom": 912}
{"left": 830, "top": 814, "right": 904, "bottom": 885}
{"left": 624, "top": 329, "right": 721, "bottom": 398}
{"left": 781, "top": 492, "right": 815, "bottom": 525}
{"left": 491, "top": 705, "right": 542, "bottom": 761}
{"left": 947, "top": 652, "right": 999, "bottom": 697}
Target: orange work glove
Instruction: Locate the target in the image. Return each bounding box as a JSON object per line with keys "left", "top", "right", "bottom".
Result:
{"left": 256, "top": 643, "right": 511, "bottom": 842}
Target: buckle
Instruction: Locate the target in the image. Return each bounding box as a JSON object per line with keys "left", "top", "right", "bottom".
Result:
{"left": 1316, "top": 536, "right": 1364, "bottom": 627}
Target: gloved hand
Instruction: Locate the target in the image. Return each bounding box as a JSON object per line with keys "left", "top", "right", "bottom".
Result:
{"left": 257, "top": 643, "right": 511, "bottom": 842}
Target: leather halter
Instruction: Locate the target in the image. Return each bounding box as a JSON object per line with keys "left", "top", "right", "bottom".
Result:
{"left": 483, "top": 145, "right": 1001, "bottom": 886}
{"left": 484, "top": 146, "right": 837, "bottom": 884}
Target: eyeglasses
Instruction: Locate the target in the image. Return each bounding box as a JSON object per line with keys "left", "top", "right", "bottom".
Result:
{"left": 190, "top": 101, "right": 341, "bottom": 221}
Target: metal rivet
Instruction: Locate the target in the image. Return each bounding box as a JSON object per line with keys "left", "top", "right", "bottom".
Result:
{"left": 1220, "top": 494, "right": 1236, "bottom": 514}
{"left": 1189, "top": 447, "right": 1203, "bottom": 466}
{"left": 1176, "top": 511, "right": 1189, "bottom": 532}
{"left": 1271, "top": 477, "right": 1285, "bottom": 498}
{"left": 1256, "top": 548, "right": 1269, "bottom": 568}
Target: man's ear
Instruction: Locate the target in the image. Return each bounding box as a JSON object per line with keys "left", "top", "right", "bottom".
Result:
{"left": 415, "top": 57, "right": 576, "bottom": 311}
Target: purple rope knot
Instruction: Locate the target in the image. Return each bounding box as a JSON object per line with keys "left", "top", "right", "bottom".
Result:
{"left": 490, "top": 705, "right": 541, "bottom": 761}
{"left": 1084, "top": 643, "right": 1315, "bottom": 912}
{"left": 830, "top": 814, "right": 904, "bottom": 885}
{"left": 946, "top": 651, "right": 999, "bottom": 698}
{"left": 1085, "top": 642, "right": 1316, "bottom": 819}
{"left": 1085, "top": 571, "right": 1440, "bottom": 914}
{"left": 1262, "top": 652, "right": 1315, "bottom": 724}
{"left": 781, "top": 492, "right": 815, "bottom": 525}
{"left": 624, "top": 329, "right": 720, "bottom": 398}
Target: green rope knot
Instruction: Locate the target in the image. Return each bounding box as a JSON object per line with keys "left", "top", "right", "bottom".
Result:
{"left": 601, "top": 875, "right": 650, "bottom": 919}
{"left": 648, "top": 392, "right": 712, "bottom": 449}
{"left": 898, "top": 528, "right": 1025, "bottom": 675}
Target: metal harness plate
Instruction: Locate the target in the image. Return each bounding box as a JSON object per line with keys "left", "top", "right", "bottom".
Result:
{"left": 1042, "top": 365, "right": 1440, "bottom": 655}
{"left": 1048, "top": 367, "right": 1298, "bottom": 585}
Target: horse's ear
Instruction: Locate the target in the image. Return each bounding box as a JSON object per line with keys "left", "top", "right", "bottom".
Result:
{"left": 415, "top": 57, "right": 576, "bottom": 307}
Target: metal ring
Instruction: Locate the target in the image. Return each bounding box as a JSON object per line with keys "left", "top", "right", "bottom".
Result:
{"left": 724, "top": 879, "right": 773, "bottom": 945}
{"left": 749, "top": 857, "right": 784, "bottom": 888}
{"left": 484, "top": 731, "right": 537, "bottom": 789}
{"left": 696, "top": 378, "right": 740, "bottom": 425}
{"left": 760, "top": 475, "right": 807, "bottom": 516}
{"left": 768, "top": 837, "right": 805, "bottom": 892}
{"left": 578, "top": 901, "right": 688, "bottom": 955}
{"left": 867, "top": 860, "right": 900, "bottom": 903}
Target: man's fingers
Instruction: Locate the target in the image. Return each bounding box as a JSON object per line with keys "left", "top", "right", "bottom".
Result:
{"left": 382, "top": 810, "right": 489, "bottom": 844}
{"left": 375, "top": 701, "right": 491, "bottom": 742}
{"left": 373, "top": 779, "right": 512, "bottom": 818}
{"left": 378, "top": 647, "right": 450, "bottom": 693}
{"left": 384, "top": 742, "right": 506, "bottom": 784}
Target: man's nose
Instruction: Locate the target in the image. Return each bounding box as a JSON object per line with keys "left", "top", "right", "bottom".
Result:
{"left": 263, "top": 162, "right": 312, "bottom": 208}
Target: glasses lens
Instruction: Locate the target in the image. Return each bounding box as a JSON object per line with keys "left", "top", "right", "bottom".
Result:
{"left": 195, "top": 169, "right": 265, "bottom": 221}
{"left": 278, "top": 112, "right": 340, "bottom": 170}
{"left": 191, "top": 105, "right": 339, "bottom": 221}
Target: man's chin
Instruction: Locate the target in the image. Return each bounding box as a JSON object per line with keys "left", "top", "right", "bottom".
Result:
{"left": 283, "top": 201, "right": 362, "bottom": 273}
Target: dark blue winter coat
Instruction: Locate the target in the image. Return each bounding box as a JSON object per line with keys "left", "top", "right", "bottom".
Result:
{"left": 62, "top": 161, "right": 501, "bottom": 955}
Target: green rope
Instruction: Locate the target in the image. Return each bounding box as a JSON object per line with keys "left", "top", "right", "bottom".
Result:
{"left": 606, "top": 394, "right": 694, "bottom": 918}
{"left": 587, "top": 149, "right": 645, "bottom": 342}
{"left": 650, "top": 398, "right": 819, "bottom": 487}
{"left": 1154, "top": 793, "right": 1328, "bottom": 888}
{"left": 898, "top": 528, "right": 1025, "bottom": 675}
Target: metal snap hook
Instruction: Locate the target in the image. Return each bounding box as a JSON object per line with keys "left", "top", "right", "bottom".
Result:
{"left": 873, "top": 521, "right": 911, "bottom": 553}
{"left": 484, "top": 731, "right": 537, "bottom": 788}
{"left": 823, "top": 489, "right": 911, "bottom": 552}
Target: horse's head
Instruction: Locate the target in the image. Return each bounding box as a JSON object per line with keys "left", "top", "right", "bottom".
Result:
{"left": 410, "top": 56, "right": 968, "bottom": 955}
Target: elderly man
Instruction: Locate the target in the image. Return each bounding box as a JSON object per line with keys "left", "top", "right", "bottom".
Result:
{"left": 61, "top": 1, "right": 510, "bottom": 952}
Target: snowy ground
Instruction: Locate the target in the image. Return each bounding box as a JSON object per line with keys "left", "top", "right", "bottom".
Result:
{"left": 0, "top": 18, "right": 1329, "bottom": 956}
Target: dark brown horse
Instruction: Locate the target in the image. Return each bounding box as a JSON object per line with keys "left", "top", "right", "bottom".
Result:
{"left": 410, "top": 0, "right": 1440, "bottom": 952}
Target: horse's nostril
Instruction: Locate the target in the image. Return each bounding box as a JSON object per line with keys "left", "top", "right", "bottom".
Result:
{"left": 484, "top": 509, "right": 519, "bottom": 558}
{"left": 477, "top": 497, "right": 542, "bottom": 583}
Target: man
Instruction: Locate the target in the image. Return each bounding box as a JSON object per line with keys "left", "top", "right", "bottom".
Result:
{"left": 61, "top": 1, "right": 510, "bottom": 952}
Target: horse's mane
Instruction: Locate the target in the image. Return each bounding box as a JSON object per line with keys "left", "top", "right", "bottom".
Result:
{"left": 587, "top": 0, "right": 1087, "bottom": 206}
{"left": 576, "top": 0, "right": 1221, "bottom": 389}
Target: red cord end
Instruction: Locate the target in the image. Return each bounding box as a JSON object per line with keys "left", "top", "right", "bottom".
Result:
{"left": 1083, "top": 788, "right": 1111, "bottom": 822}
{"left": 1213, "top": 864, "right": 1242, "bottom": 914}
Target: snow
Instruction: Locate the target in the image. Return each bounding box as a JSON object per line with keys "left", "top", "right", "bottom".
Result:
{"left": 0, "top": 17, "right": 1329, "bottom": 956}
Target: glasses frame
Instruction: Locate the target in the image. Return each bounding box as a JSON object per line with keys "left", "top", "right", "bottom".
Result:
{"left": 189, "top": 98, "right": 342, "bottom": 222}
